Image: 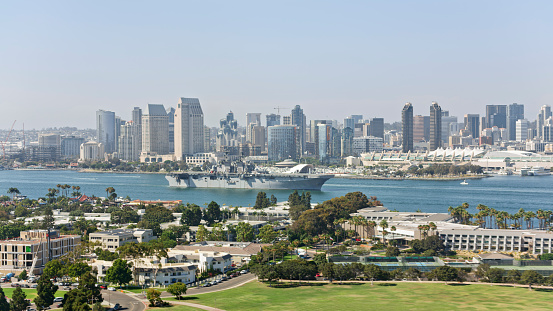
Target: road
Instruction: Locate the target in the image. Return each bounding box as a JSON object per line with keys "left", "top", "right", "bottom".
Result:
{"left": 103, "top": 289, "right": 145, "bottom": 311}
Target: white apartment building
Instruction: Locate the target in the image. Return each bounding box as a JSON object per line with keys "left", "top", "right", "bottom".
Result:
{"left": 94, "top": 259, "right": 197, "bottom": 286}
{"left": 142, "top": 104, "right": 170, "bottom": 155}
{"left": 167, "top": 249, "right": 232, "bottom": 272}
{"left": 89, "top": 229, "right": 156, "bottom": 252}
{"left": 79, "top": 141, "right": 105, "bottom": 161}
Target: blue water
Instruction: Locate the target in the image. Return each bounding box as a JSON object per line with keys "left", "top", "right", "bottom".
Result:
{"left": 0, "top": 170, "right": 552, "bottom": 214}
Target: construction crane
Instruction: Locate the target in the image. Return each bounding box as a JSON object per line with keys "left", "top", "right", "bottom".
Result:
{"left": 1, "top": 120, "right": 16, "bottom": 162}
{"left": 273, "top": 107, "right": 289, "bottom": 115}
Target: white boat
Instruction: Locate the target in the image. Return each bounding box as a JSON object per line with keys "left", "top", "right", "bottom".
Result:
{"left": 497, "top": 169, "right": 513, "bottom": 175}
{"left": 527, "top": 166, "right": 551, "bottom": 176}
{"left": 460, "top": 180, "right": 468, "bottom": 185}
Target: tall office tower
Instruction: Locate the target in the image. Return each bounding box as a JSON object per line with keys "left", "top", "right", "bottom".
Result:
{"left": 245, "top": 113, "right": 261, "bottom": 143}
{"left": 119, "top": 121, "right": 139, "bottom": 161}
{"left": 142, "top": 104, "right": 170, "bottom": 155}
{"left": 96, "top": 110, "right": 116, "bottom": 153}
{"left": 354, "top": 123, "right": 364, "bottom": 137}
{"left": 317, "top": 124, "right": 332, "bottom": 161}
{"left": 114, "top": 116, "right": 123, "bottom": 153}
{"left": 351, "top": 115, "right": 363, "bottom": 124}
{"left": 413, "top": 115, "right": 430, "bottom": 142}
{"left": 486, "top": 105, "right": 507, "bottom": 129}
{"left": 251, "top": 125, "right": 266, "bottom": 151}
{"left": 131, "top": 107, "right": 142, "bottom": 159}
{"left": 283, "top": 116, "right": 291, "bottom": 125}
{"left": 506, "top": 103, "right": 524, "bottom": 141}
{"left": 341, "top": 127, "right": 354, "bottom": 157}
{"left": 310, "top": 120, "right": 332, "bottom": 156}
{"left": 429, "top": 102, "right": 442, "bottom": 151}
{"left": 344, "top": 117, "right": 355, "bottom": 130}
{"left": 464, "top": 114, "right": 480, "bottom": 138}
{"left": 216, "top": 111, "right": 239, "bottom": 152}
{"left": 204, "top": 126, "right": 211, "bottom": 152}
{"left": 36, "top": 133, "right": 61, "bottom": 162}
{"left": 291, "top": 105, "right": 306, "bottom": 155}
{"left": 402, "top": 103, "right": 414, "bottom": 152}
{"left": 440, "top": 111, "right": 458, "bottom": 144}
{"left": 61, "top": 136, "right": 85, "bottom": 159}
{"left": 516, "top": 119, "right": 529, "bottom": 142}
{"left": 167, "top": 107, "right": 175, "bottom": 153}
{"left": 369, "top": 118, "right": 384, "bottom": 139}
{"left": 537, "top": 105, "right": 552, "bottom": 139}
{"left": 266, "top": 114, "right": 281, "bottom": 127}
{"left": 268, "top": 125, "right": 298, "bottom": 161}
{"left": 175, "top": 98, "right": 204, "bottom": 159}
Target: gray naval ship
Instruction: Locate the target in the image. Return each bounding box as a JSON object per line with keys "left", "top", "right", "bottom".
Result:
{"left": 166, "top": 161, "right": 333, "bottom": 190}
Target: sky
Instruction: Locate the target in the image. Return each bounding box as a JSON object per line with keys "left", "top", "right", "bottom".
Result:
{"left": 1, "top": 1, "right": 553, "bottom": 129}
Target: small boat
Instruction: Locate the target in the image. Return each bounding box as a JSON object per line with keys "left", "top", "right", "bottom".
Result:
{"left": 460, "top": 180, "right": 468, "bottom": 185}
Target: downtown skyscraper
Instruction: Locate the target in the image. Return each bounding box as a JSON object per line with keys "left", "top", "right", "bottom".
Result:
{"left": 402, "top": 103, "right": 413, "bottom": 153}
{"left": 175, "top": 97, "right": 204, "bottom": 160}
{"left": 96, "top": 109, "right": 116, "bottom": 154}
{"left": 429, "top": 102, "right": 442, "bottom": 151}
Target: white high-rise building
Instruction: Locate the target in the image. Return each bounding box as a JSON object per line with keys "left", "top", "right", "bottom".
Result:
{"left": 142, "top": 104, "right": 170, "bottom": 155}
{"left": 119, "top": 121, "right": 140, "bottom": 161}
{"left": 96, "top": 110, "right": 116, "bottom": 154}
{"left": 537, "top": 105, "right": 552, "bottom": 139}
{"left": 516, "top": 119, "right": 529, "bottom": 142}
{"left": 80, "top": 141, "right": 105, "bottom": 161}
{"left": 246, "top": 113, "right": 261, "bottom": 143}
{"left": 175, "top": 98, "right": 205, "bottom": 160}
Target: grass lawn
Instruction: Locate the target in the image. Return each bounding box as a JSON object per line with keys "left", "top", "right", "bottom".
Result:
{"left": 168, "top": 281, "right": 553, "bottom": 311}
{"left": 151, "top": 306, "right": 202, "bottom": 311}
{"left": 1, "top": 288, "right": 68, "bottom": 300}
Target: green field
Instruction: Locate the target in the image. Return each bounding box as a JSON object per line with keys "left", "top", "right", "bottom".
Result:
{"left": 1, "top": 288, "right": 68, "bottom": 300}
{"left": 166, "top": 281, "right": 553, "bottom": 311}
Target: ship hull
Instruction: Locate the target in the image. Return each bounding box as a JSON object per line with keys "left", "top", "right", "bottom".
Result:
{"left": 166, "top": 173, "right": 333, "bottom": 191}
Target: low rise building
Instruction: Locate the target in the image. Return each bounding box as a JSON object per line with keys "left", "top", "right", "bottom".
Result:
{"left": 93, "top": 259, "right": 197, "bottom": 286}
{"left": 89, "top": 229, "right": 156, "bottom": 252}
{"left": 170, "top": 242, "right": 267, "bottom": 265}
{"left": 167, "top": 248, "right": 232, "bottom": 272}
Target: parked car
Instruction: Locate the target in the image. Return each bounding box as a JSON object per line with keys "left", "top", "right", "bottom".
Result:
{"left": 30, "top": 284, "right": 37, "bottom": 288}
{"left": 107, "top": 287, "right": 115, "bottom": 291}
{"left": 240, "top": 270, "right": 248, "bottom": 274}
{"left": 11, "top": 283, "right": 20, "bottom": 287}
{"left": 53, "top": 297, "right": 64, "bottom": 302}
{"left": 71, "top": 283, "right": 79, "bottom": 287}
{"left": 210, "top": 281, "right": 218, "bottom": 286}
{"left": 99, "top": 285, "right": 107, "bottom": 289}
{"left": 22, "top": 284, "right": 30, "bottom": 288}
{"left": 221, "top": 276, "right": 227, "bottom": 281}
{"left": 202, "top": 283, "right": 211, "bottom": 287}
{"left": 113, "top": 303, "right": 121, "bottom": 310}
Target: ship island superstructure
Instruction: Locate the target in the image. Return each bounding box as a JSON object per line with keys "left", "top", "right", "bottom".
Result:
{"left": 166, "top": 162, "right": 333, "bottom": 190}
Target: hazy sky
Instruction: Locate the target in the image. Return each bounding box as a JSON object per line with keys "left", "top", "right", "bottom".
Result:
{"left": 1, "top": 1, "right": 552, "bottom": 129}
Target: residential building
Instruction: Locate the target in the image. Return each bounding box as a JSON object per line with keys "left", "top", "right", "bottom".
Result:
{"left": 267, "top": 125, "right": 298, "bottom": 161}
{"left": 537, "top": 105, "right": 552, "bottom": 140}
{"left": 290, "top": 105, "right": 306, "bottom": 155}
{"left": 516, "top": 119, "right": 529, "bottom": 142}
{"left": 94, "top": 259, "right": 197, "bottom": 286}
{"left": 118, "top": 121, "right": 140, "bottom": 161}
{"left": 61, "top": 136, "right": 85, "bottom": 159}
{"left": 402, "top": 103, "right": 414, "bottom": 152}
{"left": 310, "top": 120, "right": 332, "bottom": 156}
{"left": 175, "top": 98, "right": 205, "bottom": 159}
{"left": 166, "top": 249, "right": 232, "bottom": 273}
{"left": 89, "top": 229, "right": 156, "bottom": 252}
{"left": 96, "top": 110, "right": 116, "bottom": 153}
{"left": 429, "top": 102, "right": 442, "bottom": 151}
{"left": 131, "top": 107, "right": 143, "bottom": 160}
{"left": 245, "top": 113, "right": 261, "bottom": 143}
{"left": 142, "top": 104, "right": 170, "bottom": 155}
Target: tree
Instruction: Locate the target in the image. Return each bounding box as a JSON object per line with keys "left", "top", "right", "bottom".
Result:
{"left": 203, "top": 201, "right": 221, "bottom": 225}
{"left": 181, "top": 204, "right": 203, "bottom": 226}
{"left": 110, "top": 207, "right": 139, "bottom": 224}
{"left": 78, "top": 271, "right": 103, "bottom": 304}
{"left": 13, "top": 206, "right": 30, "bottom": 218}
{"left": 257, "top": 225, "right": 277, "bottom": 243}
{"left": 486, "top": 268, "right": 505, "bottom": 283}
{"left": 432, "top": 266, "right": 459, "bottom": 282}
{"left": 43, "top": 259, "right": 64, "bottom": 279}
{"left": 254, "top": 192, "right": 271, "bottom": 209}
{"left": 66, "top": 261, "right": 92, "bottom": 278}
{"left": 41, "top": 207, "right": 55, "bottom": 229}
{"left": 270, "top": 194, "right": 278, "bottom": 206}
{"left": 143, "top": 205, "right": 175, "bottom": 224}
{"left": 18, "top": 270, "right": 27, "bottom": 281}
{"left": 105, "top": 259, "right": 133, "bottom": 287}
{"left": 0, "top": 288, "right": 9, "bottom": 311}
{"left": 7, "top": 188, "right": 20, "bottom": 201}
{"left": 313, "top": 253, "right": 327, "bottom": 267}
{"left": 94, "top": 248, "right": 119, "bottom": 261}
{"left": 34, "top": 276, "right": 58, "bottom": 311}
{"left": 167, "top": 282, "right": 187, "bottom": 300}
{"left": 196, "top": 225, "right": 209, "bottom": 242}
{"left": 320, "top": 262, "right": 335, "bottom": 282}
{"left": 385, "top": 246, "right": 400, "bottom": 257}
{"left": 404, "top": 268, "right": 421, "bottom": 280}
{"left": 62, "top": 289, "right": 90, "bottom": 311}
{"left": 505, "top": 269, "right": 521, "bottom": 284}
{"left": 146, "top": 288, "right": 163, "bottom": 307}
{"left": 9, "top": 287, "right": 28, "bottom": 311}
{"left": 236, "top": 222, "right": 254, "bottom": 242}
{"left": 520, "top": 270, "right": 543, "bottom": 288}
{"left": 539, "top": 253, "right": 553, "bottom": 260}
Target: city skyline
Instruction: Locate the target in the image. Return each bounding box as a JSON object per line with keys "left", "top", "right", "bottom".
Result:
{"left": 1, "top": 1, "right": 553, "bottom": 129}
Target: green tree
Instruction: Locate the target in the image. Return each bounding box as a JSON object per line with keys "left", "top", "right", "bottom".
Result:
{"left": 146, "top": 288, "right": 163, "bottom": 307}
{"left": 143, "top": 205, "right": 175, "bottom": 224}
{"left": 254, "top": 192, "right": 271, "bottom": 209}
{"left": 94, "top": 248, "right": 119, "bottom": 261}
{"left": 432, "top": 266, "right": 459, "bottom": 282}
{"left": 385, "top": 246, "right": 400, "bottom": 257}
{"left": 505, "top": 269, "right": 521, "bottom": 284}
{"left": 62, "top": 289, "right": 90, "bottom": 311}
{"left": 0, "top": 288, "right": 9, "bottom": 311}
{"left": 196, "top": 225, "right": 209, "bottom": 242}
{"left": 110, "top": 207, "right": 140, "bottom": 224}
{"left": 105, "top": 259, "right": 133, "bottom": 287}
{"left": 320, "top": 262, "right": 335, "bottom": 282}
{"left": 520, "top": 270, "right": 543, "bottom": 288}
{"left": 167, "top": 282, "right": 187, "bottom": 300}
{"left": 13, "top": 206, "right": 30, "bottom": 218}
{"left": 486, "top": 268, "right": 505, "bottom": 283}
{"left": 257, "top": 225, "right": 277, "bottom": 243}
{"left": 43, "top": 259, "right": 64, "bottom": 279}
{"left": 236, "top": 222, "right": 254, "bottom": 242}
{"left": 41, "top": 207, "right": 55, "bottom": 229}
{"left": 313, "top": 253, "right": 327, "bottom": 267}
{"left": 203, "top": 201, "right": 221, "bottom": 225}
{"left": 181, "top": 204, "right": 203, "bottom": 226}
{"left": 34, "top": 276, "right": 58, "bottom": 311}
{"left": 66, "top": 261, "right": 92, "bottom": 278}
{"left": 539, "top": 253, "right": 553, "bottom": 260}
{"left": 17, "top": 270, "right": 27, "bottom": 281}
{"left": 78, "top": 271, "right": 103, "bottom": 304}
{"left": 9, "top": 287, "right": 28, "bottom": 311}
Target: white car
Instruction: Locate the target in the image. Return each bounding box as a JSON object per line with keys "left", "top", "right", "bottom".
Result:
{"left": 53, "top": 297, "right": 63, "bottom": 302}
{"left": 108, "top": 287, "right": 116, "bottom": 291}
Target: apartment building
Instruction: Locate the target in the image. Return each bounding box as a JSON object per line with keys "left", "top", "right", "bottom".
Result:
{"left": 94, "top": 259, "right": 197, "bottom": 285}
{"left": 0, "top": 230, "right": 81, "bottom": 275}
{"left": 89, "top": 229, "right": 156, "bottom": 252}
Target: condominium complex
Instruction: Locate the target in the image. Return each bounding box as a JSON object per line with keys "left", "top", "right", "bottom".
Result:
{"left": 89, "top": 228, "right": 156, "bottom": 252}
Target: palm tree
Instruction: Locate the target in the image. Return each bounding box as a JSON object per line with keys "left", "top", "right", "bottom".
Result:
{"left": 390, "top": 226, "right": 396, "bottom": 242}
{"left": 105, "top": 187, "right": 116, "bottom": 202}
{"left": 380, "top": 219, "right": 388, "bottom": 245}
{"left": 7, "top": 187, "right": 20, "bottom": 201}
{"left": 368, "top": 220, "right": 377, "bottom": 240}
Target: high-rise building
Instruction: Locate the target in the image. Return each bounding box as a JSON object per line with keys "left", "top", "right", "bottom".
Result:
{"left": 142, "top": 104, "right": 170, "bottom": 155}
{"left": 167, "top": 107, "right": 176, "bottom": 153}
{"left": 344, "top": 117, "right": 355, "bottom": 131}
{"left": 245, "top": 113, "right": 261, "bottom": 143}
{"left": 31, "top": 133, "right": 62, "bottom": 162}
{"left": 132, "top": 107, "right": 143, "bottom": 157}
{"left": 402, "top": 103, "right": 414, "bottom": 152}
{"left": 507, "top": 103, "right": 524, "bottom": 141}
{"left": 251, "top": 125, "right": 266, "bottom": 151}
{"left": 61, "top": 136, "right": 85, "bottom": 159}
{"left": 114, "top": 116, "right": 123, "bottom": 153}
{"left": 429, "top": 102, "right": 442, "bottom": 151}
{"left": 96, "top": 110, "right": 116, "bottom": 154}
{"left": 351, "top": 115, "right": 363, "bottom": 124}
{"left": 266, "top": 114, "right": 281, "bottom": 127}
{"left": 341, "top": 127, "right": 354, "bottom": 157}
{"left": 413, "top": 115, "right": 430, "bottom": 142}
{"left": 204, "top": 126, "right": 211, "bottom": 152}
{"left": 118, "top": 121, "right": 140, "bottom": 161}
{"left": 268, "top": 125, "right": 298, "bottom": 161}
{"left": 516, "top": 119, "right": 529, "bottom": 142}
{"left": 216, "top": 111, "right": 238, "bottom": 152}
{"left": 291, "top": 105, "right": 306, "bottom": 155}
{"left": 486, "top": 105, "right": 507, "bottom": 129}
{"left": 369, "top": 118, "right": 384, "bottom": 139}
{"left": 80, "top": 141, "right": 105, "bottom": 161}
{"left": 537, "top": 105, "right": 552, "bottom": 139}
{"left": 440, "top": 112, "right": 458, "bottom": 144}
{"left": 175, "top": 98, "right": 204, "bottom": 159}
{"left": 464, "top": 114, "right": 480, "bottom": 138}
{"left": 310, "top": 120, "right": 332, "bottom": 156}
{"left": 353, "top": 136, "right": 384, "bottom": 155}
{"left": 317, "top": 124, "right": 333, "bottom": 161}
